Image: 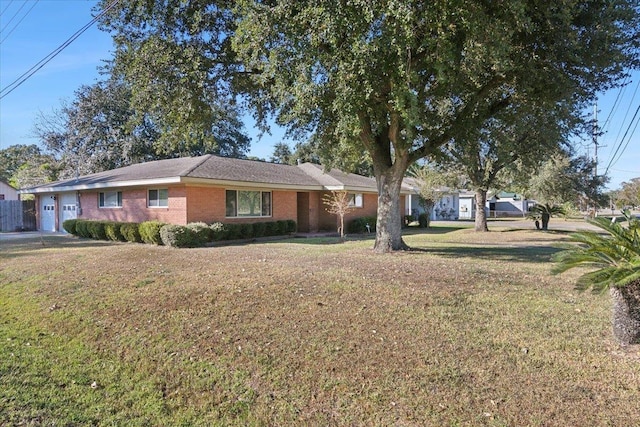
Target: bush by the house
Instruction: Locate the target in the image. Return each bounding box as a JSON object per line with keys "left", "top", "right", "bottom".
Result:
{"left": 348, "top": 217, "right": 376, "bottom": 234}
{"left": 160, "top": 224, "right": 204, "bottom": 248}
{"left": 286, "top": 219, "right": 297, "bottom": 233}
{"left": 187, "top": 222, "right": 213, "bottom": 243}
{"left": 238, "top": 223, "right": 254, "bottom": 239}
{"left": 75, "top": 220, "right": 91, "bottom": 238}
{"left": 88, "top": 221, "right": 109, "bottom": 240}
{"left": 253, "top": 222, "right": 266, "bottom": 238}
{"left": 105, "top": 221, "right": 126, "bottom": 242}
{"left": 264, "top": 221, "right": 280, "bottom": 236}
{"left": 210, "top": 222, "right": 226, "bottom": 241}
{"left": 62, "top": 219, "right": 77, "bottom": 235}
{"left": 121, "top": 223, "right": 142, "bottom": 243}
{"left": 139, "top": 221, "right": 166, "bottom": 245}
{"left": 225, "top": 223, "right": 242, "bottom": 240}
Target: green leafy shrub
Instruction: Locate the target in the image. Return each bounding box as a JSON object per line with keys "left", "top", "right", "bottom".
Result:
{"left": 104, "top": 222, "right": 126, "bottom": 242}
{"left": 160, "top": 224, "right": 204, "bottom": 248}
{"left": 286, "top": 220, "right": 297, "bottom": 233}
{"left": 418, "top": 213, "right": 430, "bottom": 228}
{"left": 187, "top": 222, "right": 213, "bottom": 243}
{"left": 62, "top": 219, "right": 78, "bottom": 235}
{"left": 264, "top": 221, "right": 279, "bottom": 236}
{"left": 210, "top": 222, "right": 227, "bottom": 241}
{"left": 121, "top": 223, "right": 142, "bottom": 243}
{"left": 225, "top": 223, "right": 242, "bottom": 240}
{"left": 239, "top": 223, "right": 254, "bottom": 239}
{"left": 75, "top": 220, "right": 90, "bottom": 238}
{"left": 139, "top": 221, "right": 166, "bottom": 245}
{"left": 348, "top": 217, "right": 376, "bottom": 234}
{"left": 87, "top": 221, "right": 108, "bottom": 240}
{"left": 253, "top": 222, "right": 266, "bottom": 238}
{"left": 276, "top": 220, "right": 289, "bottom": 234}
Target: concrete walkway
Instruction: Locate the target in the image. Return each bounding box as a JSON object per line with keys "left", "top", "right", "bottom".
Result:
{"left": 0, "top": 231, "right": 66, "bottom": 241}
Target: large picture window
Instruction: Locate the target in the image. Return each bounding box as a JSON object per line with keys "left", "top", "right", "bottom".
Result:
{"left": 225, "top": 190, "right": 271, "bottom": 217}
{"left": 148, "top": 189, "right": 168, "bottom": 207}
{"left": 99, "top": 191, "right": 122, "bottom": 208}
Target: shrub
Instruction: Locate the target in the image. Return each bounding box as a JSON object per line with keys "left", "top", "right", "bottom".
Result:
{"left": 104, "top": 222, "right": 126, "bottom": 242}
{"left": 121, "top": 223, "right": 142, "bottom": 243}
{"left": 286, "top": 220, "right": 297, "bottom": 234}
{"left": 75, "top": 220, "right": 91, "bottom": 238}
{"left": 276, "top": 220, "right": 289, "bottom": 234}
{"left": 62, "top": 219, "right": 78, "bottom": 235}
{"left": 187, "top": 222, "right": 213, "bottom": 243}
{"left": 418, "top": 213, "right": 430, "bottom": 228}
{"left": 210, "top": 222, "right": 227, "bottom": 241}
{"left": 139, "top": 220, "right": 166, "bottom": 245}
{"left": 87, "top": 221, "right": 108, "bottom": 240}
{"left": 253, "top": 222, "right": 266, "bottom": 238}
{"left": 239, "top": 223, "right": 254, "bottom": 239}
{"left": 225, "top": 223, "right": 242, "bottom": 240}
{"left": 348, "top": 217, "right": 376, "bottom": 234}
{"left": 160, "top": 224, "right": 203, "bottom": 248}
{"left": 264, "top": 221, "right": 279, "bottom": 236}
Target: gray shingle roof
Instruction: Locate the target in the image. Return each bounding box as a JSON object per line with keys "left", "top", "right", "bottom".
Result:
{"left": 20, "top": 155, "right": 408, "bottom": 194}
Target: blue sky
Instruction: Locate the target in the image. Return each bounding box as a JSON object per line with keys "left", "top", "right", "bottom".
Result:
{"left": 1, "top": 0, "right": 638, "bottom": 190}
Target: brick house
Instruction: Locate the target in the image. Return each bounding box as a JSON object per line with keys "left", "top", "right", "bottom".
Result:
{"left": 19, "top": 155, "right": 410, "bottom": 233}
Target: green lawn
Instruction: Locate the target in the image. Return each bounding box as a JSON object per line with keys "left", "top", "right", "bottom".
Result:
{"left": 1, "top": 226, "right": 638, "bottom": 426}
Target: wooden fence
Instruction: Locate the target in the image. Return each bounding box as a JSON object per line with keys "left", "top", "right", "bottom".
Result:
{"left": 0, "top": 200, "right": 36, "bottom": 232}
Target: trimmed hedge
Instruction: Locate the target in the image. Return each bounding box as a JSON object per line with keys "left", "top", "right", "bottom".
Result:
{"left": 121, "top": 223, "right": 142, "bottom": 243}
{"left": 63, "top": 219, "right": 296, "bottom": 247}
{"left": 160, "top": 224, "right": 202, "bottom": 248}
{"left": 139, "top": 221, "right": 166, "bottom": 245}
{"left": 105, "top": 221, "right": 126, "bottom": 242}
{"left": 62, "top": 219, "right": 77, "bottom": 235}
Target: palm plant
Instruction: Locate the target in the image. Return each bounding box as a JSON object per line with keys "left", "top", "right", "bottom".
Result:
{"left": 528, "top": 203, "right": 566, "bottom": 230}
{"left": 552, "top": 211, "right": 640, "bottom": 345}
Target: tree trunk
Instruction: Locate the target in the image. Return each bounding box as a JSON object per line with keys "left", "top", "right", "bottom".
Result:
{"left": 374, "top": 169, "right": 408, "bottom": 253}
{"left": 541, "top": 212, "right": 550, "bottom": 230}
{"left": 474, "top": 189, "right": 489, "bottom": 232}
{"left": 610, "top": 280, "right": 640, "bottom": 345}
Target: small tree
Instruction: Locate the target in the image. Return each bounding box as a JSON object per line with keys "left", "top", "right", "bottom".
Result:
{"left": 323, "top": 191, "right": 355, "bottom": 240}
{"left": 528, "top": 203, "right": 566, "bottom": 230}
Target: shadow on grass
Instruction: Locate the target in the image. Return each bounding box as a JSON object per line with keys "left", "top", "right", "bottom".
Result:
{"left": 408, "top": 245, "right": 562, "bottom": 263}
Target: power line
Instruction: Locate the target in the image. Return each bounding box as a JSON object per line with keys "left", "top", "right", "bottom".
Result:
{"left": 604, "top": 101, "right": 640, "bottom": 176}
{"left": 602, "top": 78, "right": 640, "bottom": 174}
{"left": 0, "top": 0, "right": 17, "bottom": 19}
{"left": 0, "top": 0, "right": 27, "bottom": 34}
{"left": 0, "top": 0, "right": 120, "bottom": 100}
{"left": 0, "top": 0, "right": 39, "bottom": 45}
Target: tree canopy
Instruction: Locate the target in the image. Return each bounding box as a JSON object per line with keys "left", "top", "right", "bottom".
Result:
{"left": 98, "top": 0, "right": 640, "bottom": 251}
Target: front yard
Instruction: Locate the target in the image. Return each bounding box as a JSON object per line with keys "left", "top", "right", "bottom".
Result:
{"left": 1, "top": 225, "right": 638, "bottom": 426}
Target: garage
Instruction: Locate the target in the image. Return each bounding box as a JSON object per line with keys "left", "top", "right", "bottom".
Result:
{"left": 40, "top": 195, "right": 56, "bottom": 232}
{"left": 58, "top": 193, "right": 78, "bottom": 233}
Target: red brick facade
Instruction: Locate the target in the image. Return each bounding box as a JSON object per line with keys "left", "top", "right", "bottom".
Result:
{"left": 66, "top": 185, "right": 405, "bottom": 232}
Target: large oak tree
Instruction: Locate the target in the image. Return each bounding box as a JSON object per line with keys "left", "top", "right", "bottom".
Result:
{"left": 98, "top": 0, "right": 639, "bottom": 252}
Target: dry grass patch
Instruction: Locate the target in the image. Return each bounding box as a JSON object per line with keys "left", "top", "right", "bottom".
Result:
{"left": 1, "top": 227, "right": 639, "bottom": 426}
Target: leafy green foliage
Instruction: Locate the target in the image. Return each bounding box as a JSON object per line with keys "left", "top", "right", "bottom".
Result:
{"left": 553, "top": 211, "right": 640, "bottom": 293}
{"left": 348, "top": 217, "right": 377, "bottom": 234}
{"left": 104, "top": 222, "right": 126, "bottom": 242}
{"left": 139, "top": 221, "right": 166, "bottom": 245}
{"left": 62, "top": 219, "right": 77, "bottom": 235}
{"left": 120, "top": 223, "right": 142, "bottom": 243}
{"left": 528, "top": 203, "right": 566, "bottom": 230}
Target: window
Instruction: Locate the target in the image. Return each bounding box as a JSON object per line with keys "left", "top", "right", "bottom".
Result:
{"left": 348, "top": 193, "right": 364, "bottom": 208}
{"left": 99, "top": 191, "right": 122, "bottom": 208}
{"left": 225, "top": 190, "right": 271, "bottom": 217}
{"left": 148, "top": 189, "right": 168, "bottom": 207}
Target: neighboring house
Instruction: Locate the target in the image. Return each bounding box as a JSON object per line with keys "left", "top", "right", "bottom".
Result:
{"left": 18, "top": 155, "right": 411, "bottom": 234}
{"left": 0, "top": 180, "right": 19, "bottom": 201}
{"left": 403, "top": 177, "right": 459, "bottom": 221}
{"left": 459, "top": 191, "right": 535, "bottom": 220}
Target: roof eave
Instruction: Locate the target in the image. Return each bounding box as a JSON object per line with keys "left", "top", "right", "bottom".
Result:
{"left": 18, "top": 177, "right": 183, "bottom": 194}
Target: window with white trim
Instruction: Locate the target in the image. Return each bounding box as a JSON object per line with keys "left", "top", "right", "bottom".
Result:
{"left": 99, "top": 191, "right": 122, "bottom": 208}
{"left": 225, "top": 190, "right": 271, "bottom": 217}
{"left": 148, "top": 189, "right": 168, "bottom": 207}
{"left": 348, "top": 193, "right": 364, "bottom": 208}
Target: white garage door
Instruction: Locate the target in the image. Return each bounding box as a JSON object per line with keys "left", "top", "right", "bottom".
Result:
{"left": 40, "top": 200, "right": 56, "bottom": 231}
{"left": 59, "top": 193, "right": 77, "bottom": 233}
